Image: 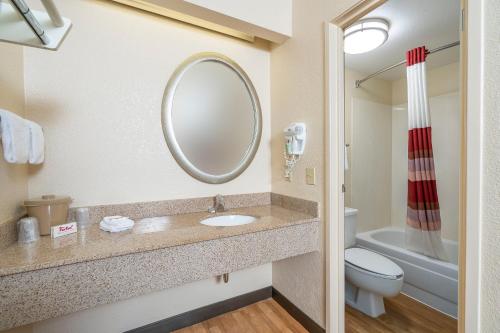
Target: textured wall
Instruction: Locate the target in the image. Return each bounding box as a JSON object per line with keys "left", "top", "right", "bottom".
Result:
{"left": 480, "top": 0, "right": 500, "bottom": 330}
{"left": 270, "top": 0, "right": 360, "bottom": 327}
{"left": 0, "top": 44, "right": 28, "bottom": 224}
{"left": 24, "top": 0, "right": 271, "bottom": 207}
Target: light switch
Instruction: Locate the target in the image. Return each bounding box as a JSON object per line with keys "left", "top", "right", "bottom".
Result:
{"left": 306, "top": 167, "right": 316, "bottom": 185}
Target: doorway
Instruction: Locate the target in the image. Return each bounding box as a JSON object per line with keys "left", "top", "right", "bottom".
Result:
{"left": 325, "top": 0, "right": 481, "bottom": 332}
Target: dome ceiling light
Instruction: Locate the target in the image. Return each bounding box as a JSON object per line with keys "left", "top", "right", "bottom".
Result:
{"left": 344, "top": 18, "right": 389, "bottom": 54}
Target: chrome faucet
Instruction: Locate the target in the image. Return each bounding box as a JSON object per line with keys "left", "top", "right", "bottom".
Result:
{"left": 208, "top": 194, "right": 225, "bottom": 213}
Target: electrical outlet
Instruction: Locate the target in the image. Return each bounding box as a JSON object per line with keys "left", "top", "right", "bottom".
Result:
{"left": 306, "top": 167, "right": 316, "bottom": 185}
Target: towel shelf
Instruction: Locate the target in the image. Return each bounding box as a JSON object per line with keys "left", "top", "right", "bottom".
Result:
{"left": 0, "top": 1, "right": 71, "bottom": 50}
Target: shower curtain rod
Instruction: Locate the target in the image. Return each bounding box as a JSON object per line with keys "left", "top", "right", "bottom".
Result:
{"left": 355, "top": 41, "right": 460, "bottom": 88}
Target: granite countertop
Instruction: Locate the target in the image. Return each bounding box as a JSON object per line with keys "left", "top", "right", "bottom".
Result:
{"left": 0, "top": 205, "right": 319, "bottom": 277}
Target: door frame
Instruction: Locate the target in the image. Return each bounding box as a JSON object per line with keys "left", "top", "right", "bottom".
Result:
{"left": 325, "top": 0, "right": 482, "bottom": 332}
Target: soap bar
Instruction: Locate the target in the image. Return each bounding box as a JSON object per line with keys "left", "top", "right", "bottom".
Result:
{"left": 51, "top": 222, "right": 77, "bottom": 238}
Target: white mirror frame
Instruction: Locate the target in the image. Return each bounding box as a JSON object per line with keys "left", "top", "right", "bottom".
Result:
{"left": 161, "top": 52, "right": 262, "bottom": 184}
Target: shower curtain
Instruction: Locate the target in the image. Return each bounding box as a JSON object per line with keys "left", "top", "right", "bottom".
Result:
{"left": 405, "top": 46, "right": 448, "bottom": 261}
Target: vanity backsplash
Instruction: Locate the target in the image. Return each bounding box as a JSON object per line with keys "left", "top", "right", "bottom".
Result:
{"left": 0, "top": 193, "right": 319, "bottom": 249}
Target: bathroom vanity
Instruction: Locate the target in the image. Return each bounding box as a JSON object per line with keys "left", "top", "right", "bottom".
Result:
{"left": 0, "top": 193, "right": 319, "bottom": 330}
{"left": 0, "top": 50, "right": 322, "bottom": 331}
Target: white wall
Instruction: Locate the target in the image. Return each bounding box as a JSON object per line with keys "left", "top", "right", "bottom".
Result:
{"left": 24, "top": 0, "right": 271, "bottom": 207}
{"left": 350, "top": 98, "right": 392, "bottom": 232}
{"left": 0, "top": 44, "right": 27, "bottom": 224}
{"left": 392, "top": 92, "right": 460, "bottom": 241}
{"left": 480, "top": 0, "right": 500, "bottom": 330}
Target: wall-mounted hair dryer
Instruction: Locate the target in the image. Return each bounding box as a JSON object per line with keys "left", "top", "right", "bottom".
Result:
{"left": 284, "top": 122, "right": 307, "bottom": 156}
{"left": 283, "top": 122, "right": 306, "bottom": 180}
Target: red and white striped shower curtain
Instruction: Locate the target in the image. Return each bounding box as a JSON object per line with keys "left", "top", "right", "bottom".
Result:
{"left": 406, "top": 46, "right": 447, "bottom": 261}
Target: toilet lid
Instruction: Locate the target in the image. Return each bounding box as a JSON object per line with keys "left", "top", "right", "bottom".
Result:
{"left": 345, "top": 248, "right": 403, "bottom": 277}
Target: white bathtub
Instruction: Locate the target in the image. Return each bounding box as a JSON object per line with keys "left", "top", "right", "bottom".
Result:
{"left": 356, "top": 227, "right": 458, "bottom": 318}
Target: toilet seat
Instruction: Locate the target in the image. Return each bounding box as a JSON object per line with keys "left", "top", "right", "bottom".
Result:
{"left": 345, "top": 247, "right": 403, "bottom": 279}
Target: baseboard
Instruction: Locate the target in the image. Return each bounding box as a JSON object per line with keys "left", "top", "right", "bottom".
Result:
{"left": 125, "top": 286, "right": 325, "bottom": 333}
{"left": 272, "top": 287, "right": 325, "bottom": 333}
{"left": 125, "top": 286, "right": 272, "bottom": 333}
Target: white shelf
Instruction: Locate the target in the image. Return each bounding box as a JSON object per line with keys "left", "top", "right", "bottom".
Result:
{"left": 0, "top": 1, "right": 71, "bottom": 51}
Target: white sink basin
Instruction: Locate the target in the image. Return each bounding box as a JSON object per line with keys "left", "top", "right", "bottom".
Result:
{"left": 200, "top": 215, "right": 257, "bottom": 227}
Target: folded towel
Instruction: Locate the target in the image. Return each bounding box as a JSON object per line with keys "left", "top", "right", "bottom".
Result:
{"left": 0, "top": 109, "right": 30, "bottom": 164}
{"left": 100, "top": 216, "right": 134, "bottom": 233}
{"left": 26, "top": 120, "right": 44, "bottom": 164}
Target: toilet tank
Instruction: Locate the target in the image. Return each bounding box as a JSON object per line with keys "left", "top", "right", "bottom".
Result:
{"left": 344, "top": 207, "right": 358, "bottom": 249}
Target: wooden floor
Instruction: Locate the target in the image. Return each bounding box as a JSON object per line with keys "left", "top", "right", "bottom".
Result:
{"left": 346, "top": 294, "right": 457, "bottom": 333}
{"left": 173, "top": 299, "right": 308, "bottom": 333}
{"left": 174, "top": 293, "right": 456, "bottom": 333}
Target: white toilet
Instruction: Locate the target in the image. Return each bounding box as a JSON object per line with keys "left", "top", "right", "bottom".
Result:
{"left": 344, "top": 207, "right": 404, "bottom": 317}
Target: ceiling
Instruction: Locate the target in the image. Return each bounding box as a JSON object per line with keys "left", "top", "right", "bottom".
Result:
{"left": 345, "top": 0, "right": 461, "bottom": 81}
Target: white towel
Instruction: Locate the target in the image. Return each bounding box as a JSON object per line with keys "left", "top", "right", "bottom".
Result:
{"left": 26, "top": 120, "right": 44, "bottom": 164}
{"left": 100, "top": 216, "right": 135, "bottom": 233}
{"left": 0, "top": 109, "right": 30, "bottom": 164}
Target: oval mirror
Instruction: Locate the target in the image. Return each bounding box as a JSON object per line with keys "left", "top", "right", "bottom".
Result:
{"left": 162, "top": 53, "right": 262, "bottom": 184}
